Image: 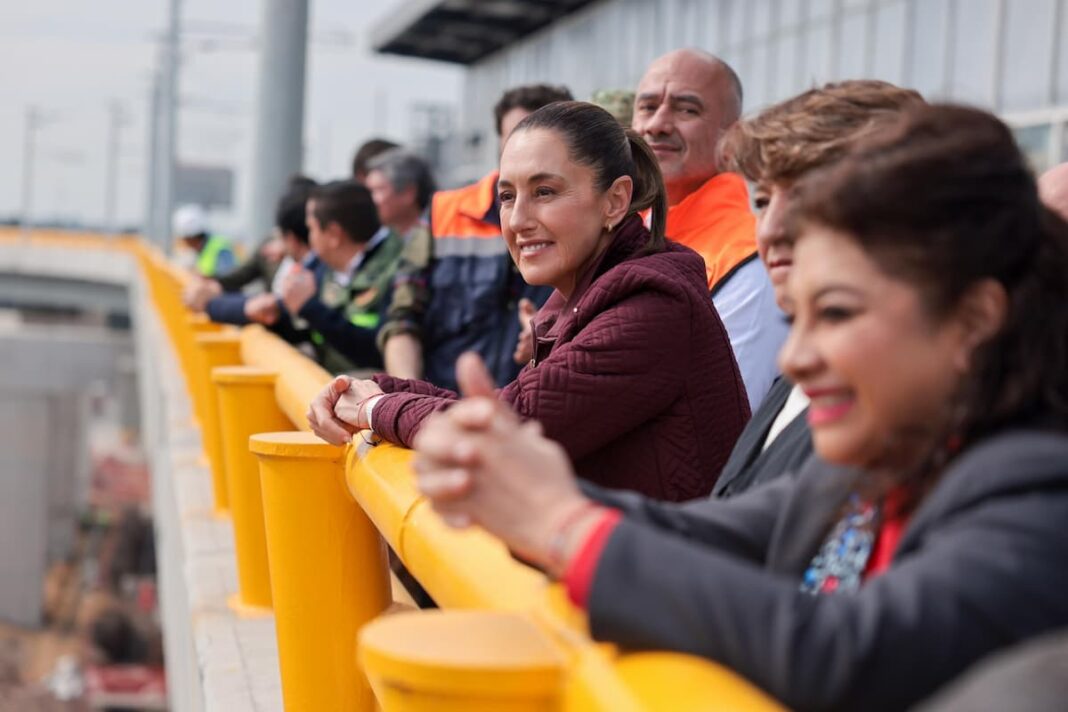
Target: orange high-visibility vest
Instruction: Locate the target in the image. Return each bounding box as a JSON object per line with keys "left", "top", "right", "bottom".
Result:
{"left": 665, "top": 173, "right": 758, "bottom": 294}
{"left": 430, "top": 171, "right": 502, "bottom": 246}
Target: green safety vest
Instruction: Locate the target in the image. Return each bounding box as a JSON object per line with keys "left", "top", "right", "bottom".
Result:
{"left": 195, "top": 234, "right": 234, "bottom": 277}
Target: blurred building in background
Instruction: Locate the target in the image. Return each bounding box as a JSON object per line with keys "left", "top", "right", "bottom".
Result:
{"left": 376, "top": 0, "right": 1068, "bottom": 184}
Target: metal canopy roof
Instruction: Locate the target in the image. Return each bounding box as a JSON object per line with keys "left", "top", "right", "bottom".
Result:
{"left": 372, "top": 0, "right": 598, "bottom": 65}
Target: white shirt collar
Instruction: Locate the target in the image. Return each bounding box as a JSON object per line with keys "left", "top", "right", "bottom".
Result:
{"left": 333, "top": 226, "right": 391, "bottom": 285}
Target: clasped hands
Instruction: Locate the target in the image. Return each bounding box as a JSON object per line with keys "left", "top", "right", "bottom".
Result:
{"left": 182, "top": 277, "right": 222, "bottom": 312}
{"left": 307, "top": 375, "right": 385, "bottom": 443}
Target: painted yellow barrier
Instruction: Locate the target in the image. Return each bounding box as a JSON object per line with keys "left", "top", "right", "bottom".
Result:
{"left": 360, "top": 610, "right": 564, "bottom": 711}
{"left": 239, "top": 324, "right": 331, "bottom": 430}
{"left": 359, "top": 609, "right": 784, "bottom": 712}
{"left": 213, "top": 366, "right": 292, "bottom": 610}
{"left": 348, "top": 443, "right": 545, "bottom": 611}
{"left": 251, "top": 432, "right": 391, "bottom": 712}
{"left": 10, "top": 232, "right": 787, "bottom": 711}
{"left": 614, "top": 652, "right": 784, "bottom": 712}
{"left": 195, "top": 332, "right": 242, "bottom": 512}
{"left": 186, "top": 316, "right": 225, "bottom": 428}
{"left": 236, "top": 318, "right": 784, "bottom": 711}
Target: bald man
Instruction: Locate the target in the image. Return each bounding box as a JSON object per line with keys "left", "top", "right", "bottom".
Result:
{"left": 634, "top": 49, "right": 785, "bottom": 411}
{"left": 1039, "top": 162, "right": 1068, "bottom": 222}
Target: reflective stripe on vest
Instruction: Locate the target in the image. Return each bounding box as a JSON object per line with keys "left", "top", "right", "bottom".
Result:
{"left": 195, "top": 234, "right": 232, "bottom": 277}
{"left": 430, "top": 171, "right": 501, "bottom": 244}
{"left": 349, "top": 312, "right": 380, "bottom": 329}
{"left": 431, "top": 235, "right": 510, "bottom": 259}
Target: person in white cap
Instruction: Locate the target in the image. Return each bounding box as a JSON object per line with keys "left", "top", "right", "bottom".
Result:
{"left": 172, "top": 204, "right": 235, "bottom": 278}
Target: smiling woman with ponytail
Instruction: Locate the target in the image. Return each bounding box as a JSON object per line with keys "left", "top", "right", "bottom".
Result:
{"left": 309, "top": 100, "right": 749, "bottom": 501}
{"left": 411, "top": 104, "right": 1068, "bottom": 711}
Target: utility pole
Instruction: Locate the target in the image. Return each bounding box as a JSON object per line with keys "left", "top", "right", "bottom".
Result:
{"left": 144, "top": 70, "right": 161, "bottom": 244}
{"left": 155, "top": 0, "right": 182, "bottom": 251}
{"left": 20, "top": 106, "right": 38, "bottom": 240}
{"left": 104, "top": 102, "right": 126, "bottom": 236}
{"left": 248, "top": 0, "right": 309, "bottom": 244}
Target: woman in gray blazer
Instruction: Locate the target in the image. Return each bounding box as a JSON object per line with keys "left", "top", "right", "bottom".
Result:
{"left": 413, "top": 104, "right": 1068, "bottom": 711}
{"left": 713, "top": 80, "right": 924, "bottom": 498}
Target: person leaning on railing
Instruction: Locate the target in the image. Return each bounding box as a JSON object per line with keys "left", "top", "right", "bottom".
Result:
{"left": 203, "top": 176, "right": 326, "bottom": 345}
{"left": 376, "top": 84, "right": 571, "bottom": 390}
{"left": 709, "top": 80, "right": 926, "bottom": 499}
{"left": 309, "top": 101, "right": 750, "bottom": 502}
{"left": 410, "top": 105, "right": 1068, "bottom": 711}
{"left": 181, "top": 232, "right": 285, "bottom": 313}
{"left": 280, "top": 181, "right": 405, "bottom": 373}
{"left": 176, "top": 204, "right": 243, "bottom": 309}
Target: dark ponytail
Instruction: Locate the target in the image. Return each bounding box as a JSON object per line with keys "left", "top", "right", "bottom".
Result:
{"left": 512, "top": 101, "right": 668, "bottom": 253}
{"left": 625, "top": 128, "right": 667, "bottom": 251}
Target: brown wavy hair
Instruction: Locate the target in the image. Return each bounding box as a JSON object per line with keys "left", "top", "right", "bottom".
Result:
{"left": 718, "top": 80, "right": 925, "bottom": 184}
{"left": 795, "top": 104, "right": 1068, "bottom": 498}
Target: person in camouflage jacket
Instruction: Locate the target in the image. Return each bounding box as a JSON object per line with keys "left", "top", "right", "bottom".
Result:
{"left": 280, "top": 180, "right": 404, "bottom": 373}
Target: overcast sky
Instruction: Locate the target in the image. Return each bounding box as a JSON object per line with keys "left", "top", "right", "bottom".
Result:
{"left": 0, "top": 0, "right": 463, "bottom": 235}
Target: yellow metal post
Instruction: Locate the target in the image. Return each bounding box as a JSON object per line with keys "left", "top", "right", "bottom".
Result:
{"left": 195, "top": 331, "right": 242, "bottom": 512}
{"left": 239, "top": 324, "right": 332, "bottom": 429}
{"left": 359, "top": 610, "right": 564, "bottom": 712}
{"left": 213, "top": 367, "right": 292, "bottom": 611}
{"left": 251, "top": 432, "right": 390, "bottom": 712}
{"left": 184, "top": 315, "right": 224, "bottom": 430}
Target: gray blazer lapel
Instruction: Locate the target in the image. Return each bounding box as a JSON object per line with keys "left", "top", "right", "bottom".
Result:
{"left": 713, "top": 377, "right": 794, "bottom": 496}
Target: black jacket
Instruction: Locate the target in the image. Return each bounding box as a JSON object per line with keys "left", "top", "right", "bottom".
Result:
{"left": 712, "top": 376, "right": 813, "bottom": 498}
{"left": 205, "top": 255, "right": 326, "bottom": 346}
{"left": 214, "top": 235, "right": 281, "bottom": 292}
{"left": 582, "top": 429, "right": 1068, "bottom": 711}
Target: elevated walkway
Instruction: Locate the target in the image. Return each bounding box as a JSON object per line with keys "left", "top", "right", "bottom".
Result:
{"left": 4, "top": 228, "right": 783, "bottom": 711}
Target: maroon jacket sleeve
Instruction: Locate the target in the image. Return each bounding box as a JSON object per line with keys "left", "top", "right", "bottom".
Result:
{"left": 367, "top": 281, "right": 694, "bottom": 455}
{"left": 368, "top": 374, "right": 459, "bottom": 446}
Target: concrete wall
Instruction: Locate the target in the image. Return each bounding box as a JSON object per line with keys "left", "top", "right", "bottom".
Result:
{"left": 0, "top": 314, "right": 135, "bottom": 626}
{"left": 0, "top": 395, "right": 51, "bottom": 627}
{"left": 0, "top": 240, "right": 282, "bottom": 710}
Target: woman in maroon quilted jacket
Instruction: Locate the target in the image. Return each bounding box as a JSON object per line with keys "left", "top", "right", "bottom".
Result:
{"left": 308, "top": 101, "right": 749, "bottom": 501}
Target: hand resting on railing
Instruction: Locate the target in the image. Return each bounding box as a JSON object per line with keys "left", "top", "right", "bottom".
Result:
{"left": 307, "top": 375, "right": 385, "bottom": 443}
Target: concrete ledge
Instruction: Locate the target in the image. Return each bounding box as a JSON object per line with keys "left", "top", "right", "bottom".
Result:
{"left": 114, "top": 254, "right": 282, "bottom": 712}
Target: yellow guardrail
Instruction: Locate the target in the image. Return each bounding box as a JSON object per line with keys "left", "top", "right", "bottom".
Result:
{"left": 7, "top": 229, "right": 783, "bottom": 712}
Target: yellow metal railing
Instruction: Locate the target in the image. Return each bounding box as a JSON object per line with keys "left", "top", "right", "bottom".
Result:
{"left": 9, "top": 230, "right": 783, "bottom": 711}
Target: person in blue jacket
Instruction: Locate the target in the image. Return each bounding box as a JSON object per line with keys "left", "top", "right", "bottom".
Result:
{"left": 411, "top": 105, "right": 1068, "bottom": 711}
{"left": 204, "top": 178, "right": 325, "bottom": 347}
